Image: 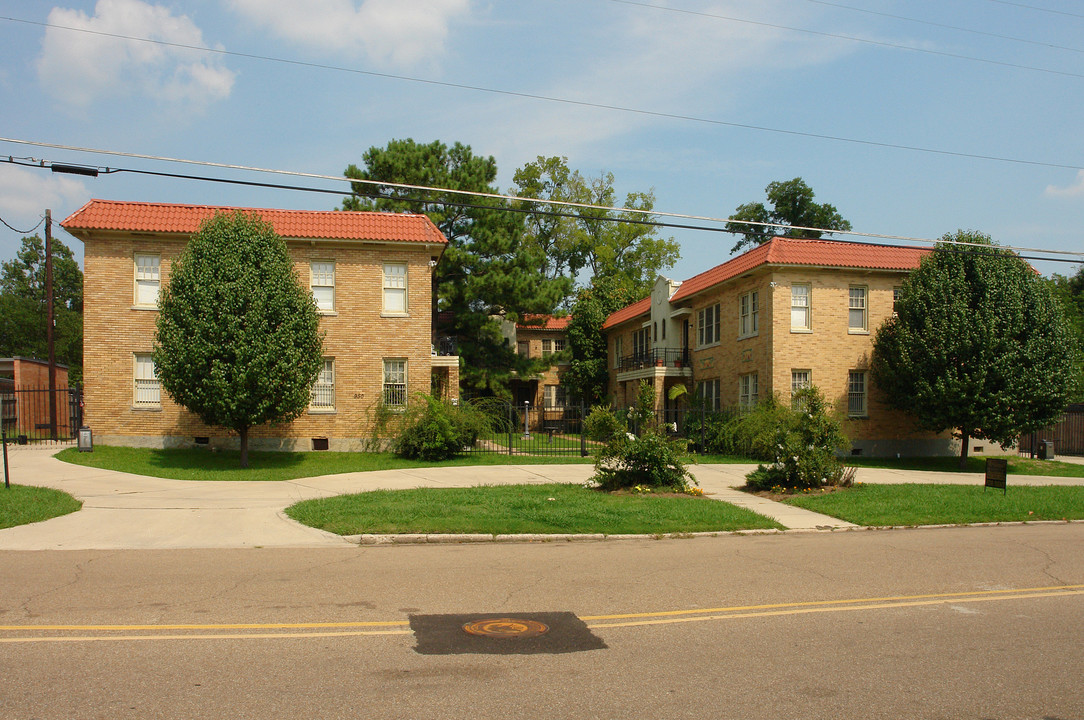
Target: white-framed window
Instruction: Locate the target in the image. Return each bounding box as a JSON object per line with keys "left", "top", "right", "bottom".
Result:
{"left": 383, "top": 262, "right": 408, "bottom": 314}
{"left": 134, "top": 353, "right": 160, "bottom": 406}
{"left": 696, "top": 378, "right": 720, "bottom": 412}
{"left": 544, "top": 385, "right": 568, "bottom": 408}
{"left": 791, "top": 284, "right": 811, "bottom": 331}
{"left": 849, "top": 286, "right": 868, "bottom": 332}
{"left": 697, "top": 303, "right": 720, "bottom": 347}
{"left": 310, "top": 261, "right": 335, "bottom": 312}
{"left": 893, "top": 286, "right": 902, "bottom": 316}
{"left": 517, "top": 341, "right": 529, "bottom": 358}
{"left": 383, "top": 359, "right": 407, "bottom": 407}
{"left": 791, "top": 369, "right": 811, "bottom": 409}
{"left": 554, "top": 338, "right": 566, "bottom": 353}
{"left": 613, "top": 336, "right": 623, "bottom": 369}
{"left": 310, "top": 358, "right": 335, "bottom": 410}
{"left": 134, "top": 254, "right": 160, "bottom": 307}
{"left": 848, "top": 371, "right": 867, "bottom": 417}
{"left": 739, "top": 291, "right": 759, "bottom": 338}
{"left": 739, "top": 372, "right": 759, "bottom": 408}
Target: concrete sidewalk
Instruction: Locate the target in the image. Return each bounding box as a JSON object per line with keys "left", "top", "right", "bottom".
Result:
{"left": 1, "top": 443, "right": 1080, "bottom": 550}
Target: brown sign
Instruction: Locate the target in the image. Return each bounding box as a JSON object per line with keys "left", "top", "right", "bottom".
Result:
{"left": 985, "top": 458, "right": 1007, "bottom": 493}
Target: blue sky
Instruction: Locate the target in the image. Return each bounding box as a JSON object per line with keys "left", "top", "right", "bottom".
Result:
{"left": 1, "top": 0, "right": 1081, "bottom": 280}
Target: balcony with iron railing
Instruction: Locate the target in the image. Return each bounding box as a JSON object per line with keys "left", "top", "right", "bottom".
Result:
{"left": 617, "top": 348, "right": 690, "bottom": 372}
{"left": 432, "top": 335, "right": 459, "bottom": 357}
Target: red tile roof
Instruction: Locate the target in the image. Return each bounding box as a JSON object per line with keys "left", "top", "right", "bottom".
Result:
{"left": 603, "top": 237, "right": 929, "bottom": 328}
{"left": 517, "top": 315, "right": 570, "bottom": 331}
{"left": 61, "top": 200, "right": 447, "bottom": 245}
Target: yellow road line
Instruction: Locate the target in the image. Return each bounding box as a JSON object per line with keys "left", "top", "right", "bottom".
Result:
{"left": 1, "top": 584, "right": 1079, "bottom": 644}
{"left": 579, "top": 583, "right": 1084, "bottom": 622}
{"left": 586, "top": 589, "right": 1084, "bottom": 629}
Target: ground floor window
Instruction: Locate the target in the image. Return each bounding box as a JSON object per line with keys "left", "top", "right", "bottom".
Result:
{"left": 310, "top": 358, "right": 335, "bottom": 410}
{"left": 134, "top": 353, "right": 160, "bottom": 407}
{"left": 791, "top": 369, "right": 811, "bottom": 409}
{"left": 739, "top": 372, "right": 758, "bottom": 408}
{"left": 543, "top": 384, "right": 568, "bottom": 407}
{"left": 383, "top": 359, "right": 407, "bottom": 407}
{"left": 848, "top": 371, "right": 867, "bottom": 417}
{"left": 696, "top": 378, "right": 720, "bottom": 411}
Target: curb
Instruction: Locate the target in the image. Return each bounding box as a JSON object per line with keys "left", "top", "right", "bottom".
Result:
{"left": 344, "top": 518, "right": 1084, "bottom": 545}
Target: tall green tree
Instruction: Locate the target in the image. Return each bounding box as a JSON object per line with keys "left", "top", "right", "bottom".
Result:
{"left": 153, "top": 212, "right": 324, "bottom": 468}
{"left": 725, "top": 177, "right": 851, "bottom": 254}
{"left": 1048, "top": 267, "right": 1084, "bottom": 401}
{"left": 0, "top": 235, "right": 83, "bottom": 382}
{"left": 871, "top": 231, "right": 1079, "bottom": 468}
{"left": 343, "top": 139, "right": 569, "bottom": 396}
{"left": 562, "top": 276, "right": 638, "bottom": 405}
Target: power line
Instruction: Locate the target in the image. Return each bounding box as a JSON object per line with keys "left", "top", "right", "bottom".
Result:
{"left": 1, "top": 16, "right": 1082, "bottom": 171}
{"left": 0, "top": 213, "right": 45, "bottom": 235}
{"left": 606, "top": 0, "right": 1084, "bottom": 78}
{"left": 799, "top": 0, "right": 1083, "bottom": 54}
{"left": 4, "top": 153, "right": 1082, "bottom": 265}
{"left": 981, "top": 0, "right": 1084, "bottom": 20}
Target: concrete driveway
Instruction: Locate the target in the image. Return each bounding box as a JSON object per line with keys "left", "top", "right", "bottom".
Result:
{"left": 1, "top": 443, "right": 1080, "bottom": 550}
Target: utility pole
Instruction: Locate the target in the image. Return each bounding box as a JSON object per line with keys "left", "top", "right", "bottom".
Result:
{"left": 45, "top": 209, "right": 57, "bottom": 440}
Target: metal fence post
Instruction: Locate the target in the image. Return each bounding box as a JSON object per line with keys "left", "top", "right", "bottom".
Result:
{"left": 508, "top": 403, "right": 514, "bottom": 456}
{"left": 2, "top": 394, "right": 9, "bottom": 489}
{"left": 580, "top": 401, "right": 588, "bottom": 457}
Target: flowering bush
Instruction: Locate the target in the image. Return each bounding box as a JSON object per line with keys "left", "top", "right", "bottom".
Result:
{"left": 590, "top": 380, "right": 695, "bottom": 493}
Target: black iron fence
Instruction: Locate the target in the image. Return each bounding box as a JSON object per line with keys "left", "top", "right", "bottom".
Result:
{"left": 0, "top": 385, "right": 83, "bottom": 444}
{"left": 1019, "top": 404, "right": 1084, "bottom": 457}
{"left": 617, "top": 348, "right": 690, "bottom": 372}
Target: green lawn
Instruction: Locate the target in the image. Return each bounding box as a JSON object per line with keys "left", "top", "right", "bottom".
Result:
{"left": 846, "top": 455, "right": 1084, "bottom": 478}
{"left": 782, "top": 484, "right": 1084, "bottom": 526}
{"left": 285, "top": 482, "right": 783, "bottom": 535}
{"left": 0, "top": 484, "right": 82, "bottom": 529}
{"left": 55, "top": 445, "right": 594, "bottom": 482}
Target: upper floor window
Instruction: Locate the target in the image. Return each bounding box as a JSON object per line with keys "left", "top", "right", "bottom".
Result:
{"left": 893, "top": 286, "right": 902, "bottom": 316}
{"left": 849, "top": 286, "right": 868, "bottom": 332}
{"left": 134, "top": 254, "right": 160, "bottom": 307}
{"left": 310, "top": 358, "right": 335, "bottom": 410}
{"left": 697, "top": 303, "right": 720, "bottom": 347}
{"left": 310, "top": 261, "right": 335, "bottom": 312}
{"left": 634, "top": 326, "right": 650, "bottom": 358}
{"left": 613, "top": 336, "right": 623, "bottom": 369}
{"left": 134, "top": 353, "right": 160, "bottom": 406}
{"left": 517, "top": 341, "right": 529, "bottom": 357}
{"left": 554, "top": 338, "right": 566, "bottom": 353}
{"left": 791, "top": 284, "right": 811, "bottom": 331}
{"left": 739, "top": 372, "right": 759, "bottom": 408}
{"left": 739, "top": 291, "right": 759, "bottom": 338}
{"left": 383, "top": 262, "right": 408, "bottom": 314}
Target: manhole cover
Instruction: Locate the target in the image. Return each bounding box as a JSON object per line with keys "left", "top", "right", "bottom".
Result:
{"left": 462, "top": 617, "right": 549, "bottom": 639}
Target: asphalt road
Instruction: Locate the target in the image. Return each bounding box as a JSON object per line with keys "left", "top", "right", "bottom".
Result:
{"left": 1, "top": 523, "right": 1082, "bottom": 719}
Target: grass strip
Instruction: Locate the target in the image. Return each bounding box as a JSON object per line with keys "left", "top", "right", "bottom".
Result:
{"left": 845, "top": 455, "right": 1084, "bottom": 478}
{"left": 781, "top": 484, "right": 1084, "bottom": 526}
{"left": 0, "top": 485, "right": 82, "bottom": 530}
{"left": 56, "top": 445, "right": 594, "bottom": 482}
{"left": 285, "top": 483, "right": 783, "bottom": 535}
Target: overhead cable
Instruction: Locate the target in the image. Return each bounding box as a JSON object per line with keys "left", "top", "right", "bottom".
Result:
{"left": 0, "top": 16, "right": 1081, "bottom": 171}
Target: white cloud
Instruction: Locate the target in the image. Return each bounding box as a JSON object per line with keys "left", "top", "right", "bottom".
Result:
{"left": 228, "top": 0, "right": 470, "bottom": 66}
{"left": 36, "top": 0, "right": 235, "bottom": 107}
{"left": 0, "top": 165, "right": 88, "bottom": 221}
{"left": 1045, "top": 170, "right": 1084, "bottom": 198}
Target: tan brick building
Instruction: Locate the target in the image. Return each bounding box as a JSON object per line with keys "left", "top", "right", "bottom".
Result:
{"left": 62, "top": 200, "right": 458, "bottom": 451}
{"left": 603, "top": 237, "right": 998, "bottom": 457}
{"left": 507, "top": 315, "right": 571, "bottom": 413}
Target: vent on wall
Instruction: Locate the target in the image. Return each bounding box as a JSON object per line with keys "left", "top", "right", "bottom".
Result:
{"left": 312, "top": 437, "right": 329, "bottom": 451}
{"left": 850, "top": 448, "right": 863, "bottom": 456}
{"left": 194, "top": 437, "right": 209, "bottom": 446}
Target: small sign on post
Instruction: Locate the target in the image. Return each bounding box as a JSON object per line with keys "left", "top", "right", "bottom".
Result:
{"left": 985, "top": 458, "right": 1008, "bottom": 494}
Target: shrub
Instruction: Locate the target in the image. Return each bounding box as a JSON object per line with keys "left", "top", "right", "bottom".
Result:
{"left": 390, "top": 395, "right": 491, "bottom": 461}
{"left": 590, "top": 380, "right": 695, "bottom": 492}
{"left": 744, "top": 388, "right": 851, "bottom": 491}
{"left": 584, "top": 404, "right": 625, "bottom": 442}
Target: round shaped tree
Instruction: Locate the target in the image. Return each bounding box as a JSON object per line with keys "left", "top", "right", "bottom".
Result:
{"left": 872, "top": 230, "right": 1078, "bottom": 468}
{"left": 154, "top": 211, "right": 324, "bottom": 467}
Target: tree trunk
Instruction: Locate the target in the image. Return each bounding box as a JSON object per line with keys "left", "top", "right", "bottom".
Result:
{"left": 958, "top": 431, "right": 970, "bottom": 471}
{"left": 239, "top": 427, "right": 249, "bottom": 469}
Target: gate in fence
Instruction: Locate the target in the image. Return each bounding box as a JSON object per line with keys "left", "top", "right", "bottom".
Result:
{"left": 461, "top": 400, "right": 590, "bottom": 457}
{"left": 0, "top": 384, "right": 83, "bottom": 445}
{"left": 1019, "top": 404, "right": 1084, "bottom": 457}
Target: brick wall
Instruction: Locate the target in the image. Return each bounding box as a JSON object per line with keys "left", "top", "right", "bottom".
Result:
{"left": 83, "top": 232, "right": 441, "bottom": 450}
